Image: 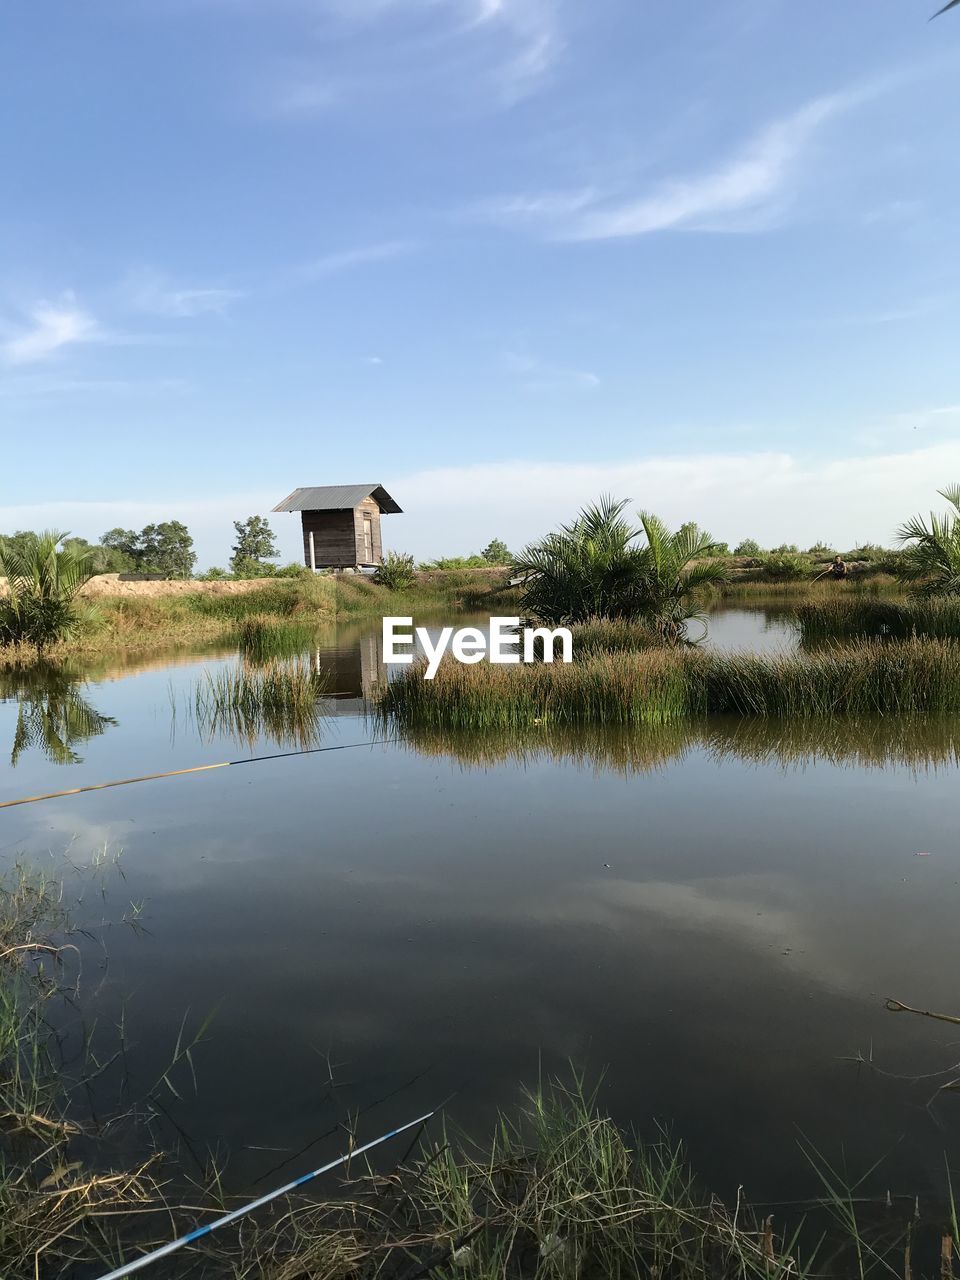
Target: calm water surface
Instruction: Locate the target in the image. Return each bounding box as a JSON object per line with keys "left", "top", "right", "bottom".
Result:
{"left": 2, "top": 605, "right": 959, "bottom": 1203}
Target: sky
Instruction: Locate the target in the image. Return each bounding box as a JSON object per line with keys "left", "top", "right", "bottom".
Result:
{"left": 2, "top": 0, "right": 960, "bottom": 567}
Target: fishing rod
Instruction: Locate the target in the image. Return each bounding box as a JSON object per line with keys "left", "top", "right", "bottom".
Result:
{"left": 0, "top": 738, "right": 391, "bottom": 811}
{"left": 92, "top": 1110, "right": 435, "bottom": 1280}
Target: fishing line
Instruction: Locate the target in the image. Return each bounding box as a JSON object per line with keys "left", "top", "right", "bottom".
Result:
{"left": 91, "top": 1110, "right": 435, "bottom": 1280}
{"left": 0, "top": 738, "right": 391, "bottom": 811}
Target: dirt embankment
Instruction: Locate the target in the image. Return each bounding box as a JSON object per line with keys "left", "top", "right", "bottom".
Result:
{"left": 77, "top": 574, "right": 275, "bottom": 599}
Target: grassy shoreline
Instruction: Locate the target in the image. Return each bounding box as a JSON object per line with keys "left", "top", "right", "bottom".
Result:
{"left": 0, "top": 569, "right": 519, "bottom": 664}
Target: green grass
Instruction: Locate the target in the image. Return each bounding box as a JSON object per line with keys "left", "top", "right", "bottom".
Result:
{"left": 379, "top": 638, "right": 960, "bottom": 730}
{"left": 0, "top": 570, "right": 518, "bottom": 659}
{"left": 234, "top": 614, "right": 319, "bottom": 661}
{"left": 797, "top": 598, "right": 960, "bottom": 643}
{"left": 569, "top": 616, "right": 659, "bottom": 655}
{"left": 719, "top": 574, "right": 902, "bottom": 599}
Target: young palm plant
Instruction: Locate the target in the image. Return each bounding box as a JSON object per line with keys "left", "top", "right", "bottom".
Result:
{"left": 0, "top": 530, "right": 98, "bottom": 654}
{"left": 513, "top": 497, "right": 727, "bottom": 641}
{"left": 634, "top": 512, "right": 730, "bottom": 642}
{"left": 895, "top": 485, "right": 960, "bottom": 597}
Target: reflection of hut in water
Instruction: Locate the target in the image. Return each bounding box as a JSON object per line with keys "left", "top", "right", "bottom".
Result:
{"left": 311, "top": 627, "right": 384, "bottom": 715}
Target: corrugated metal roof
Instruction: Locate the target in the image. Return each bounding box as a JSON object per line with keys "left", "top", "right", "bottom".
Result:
{"left": 272, "top": 484, "right": 402, "bottom": 514}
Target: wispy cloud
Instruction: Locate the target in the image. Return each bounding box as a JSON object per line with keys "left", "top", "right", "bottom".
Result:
{"left": 120, "top": 268, "right": 244, "bottom": 318}
{"left": 267, "top": 0, "right": 562, "bottom": 116}
{"left": 299, "top": 240, "right": 416, "bottom": 279}
{"left": 468, "top": 0, "right": 563, "bottom": 101}
{"left": 504, "top": 350, "right": 600, "bottom": 393}
{"left": 487, "top": 83, "right": 883, "bottom": 241}
{"left": 1, "top": 294, "right": 101, "bottom": 365}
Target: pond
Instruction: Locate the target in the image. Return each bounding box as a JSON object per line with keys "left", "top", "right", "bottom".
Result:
{"left": 2, "top": 604, "right": 959, "bottom": 1206}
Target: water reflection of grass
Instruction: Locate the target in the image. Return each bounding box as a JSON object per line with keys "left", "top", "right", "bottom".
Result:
{"left": 189, "top": 659, "right": 330, "bottom": 749}
{"left": 381, "top": 640, "right": 960, "bottom": 730}
{"left": 396, "top": 716, "right": 960, "bottom": 775}
{"left": 0, "top": 663, "right": 117, "bottom": 765}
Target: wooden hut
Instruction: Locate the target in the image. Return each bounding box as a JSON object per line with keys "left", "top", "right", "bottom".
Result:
{"left": 272, "top": 484, "right": 402, "bottom": 571}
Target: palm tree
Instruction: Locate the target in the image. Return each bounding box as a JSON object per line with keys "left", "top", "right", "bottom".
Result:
{"left": 513, "top": 496, "right": 728, "bottom": 641}
{"left": 633, "top": 512, "right": 730, "bottom": 642}
{"left": 0, "top": 530, "right": 98, "bottom": 654}
{"left": 895, "top": 485, "right": 960, "bottom": 596}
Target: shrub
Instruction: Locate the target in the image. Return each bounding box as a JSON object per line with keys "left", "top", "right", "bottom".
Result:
{"left": 760, "top": 552, "right": 808, "bottom": 580}
{"left": 374, "top": 551, "right": 418, "bottom": 590}
{"left": 733, "top": 539, "right": 762, "bottom": 556}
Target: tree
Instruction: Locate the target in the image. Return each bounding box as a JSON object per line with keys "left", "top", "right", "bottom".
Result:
{"left": 734, "top": 538, "right": 762, "bottom": 556}
{"left": 100, "top": 528, "right": 142, "bottom": 569}
{"left": 482, "top": 538, "right": 512, "bottom": 565}
{"left": 895, "top": 484, "right": 960, "bottom": 596}
{"left": 98, "top": 523, "right": 196, "bottom": 576}
{"left": 513, "top": 496, "right": 728, "bottom": 641}
{"left": 138, "top": 521, "right": 196, "bottom": 577}
{"left": 231, "top": 516, "right": 279, "bottom": 574}
{"left": 0, "top": 530, "right": 99, "bottom": 654}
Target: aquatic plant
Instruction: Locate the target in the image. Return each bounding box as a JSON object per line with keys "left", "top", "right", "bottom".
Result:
{"left": 234, "top": 614, "right": 317, "bottom": 661}
{"left": 191, "top": 658, "right": 329, "bottom": 747}
{"left": 380, "top": 638, "right": 960, "bottom": 730}
{"left": 570, "top": 616, "right": 660, "bottom": 655}
{"left": 0, "top": 530, "right": 98, "bottom": 654}
{"left": 797, "top": 598, "right": 960, "bottom": 643}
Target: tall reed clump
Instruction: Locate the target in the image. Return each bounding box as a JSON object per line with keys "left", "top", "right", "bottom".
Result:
{"left": 570, "top": 616, "right": 660, "bottom": 655}
{"left": 234, "top": 614, "right": 318, "bottom": 661}
{"left": 797, "top": 598, "right": 960, "bottom": 643}
{"left": 380, "top": 639, "right": 960, "bottom": 729}
{"left": 380, "top": 651, "right": 704, "bottom": 731}
{"left": 192, "top": 658, "right": 329, "bottom": 747}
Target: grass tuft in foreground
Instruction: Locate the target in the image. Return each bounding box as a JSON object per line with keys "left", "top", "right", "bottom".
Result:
{"left": 379, "top": 638, "right": 960, "bottom": 730}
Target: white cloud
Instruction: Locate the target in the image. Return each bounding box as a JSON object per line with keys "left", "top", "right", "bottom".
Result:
{"left": 2, "top": 294, "right": 101, "bottom": 365}
{"left": 120, "top": 268, "right": 244, "bottom": 318}
{"left": 386, "top": 441, "right": 960, "bottom": 557}
{"left": 10, "top": 441, "right": 960, "bottom": 569}
{"left": 488, "top": 83, "right": 882, "bottom": 240}
{"left": 299, "top": 240, "right": 416, "bottom": 279}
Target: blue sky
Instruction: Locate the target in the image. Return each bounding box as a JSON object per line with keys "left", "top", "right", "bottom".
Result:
{"left": 2, "top": 0, "right": 959, "bottom": 565}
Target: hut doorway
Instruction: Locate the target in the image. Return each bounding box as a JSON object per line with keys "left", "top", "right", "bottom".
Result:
{"left": 363, "top": 514, "right": 373, "bottom": 563}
